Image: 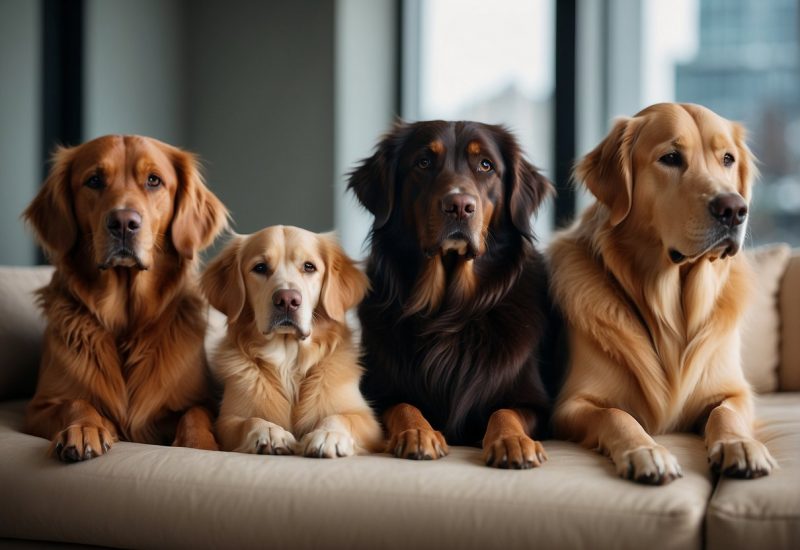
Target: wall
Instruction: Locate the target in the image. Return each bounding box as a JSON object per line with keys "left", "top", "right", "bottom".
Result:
{"left": 0, "top": 0, "right": 40, "bottom": 266}
{"left": 84, "top": 0, "right": 186, "bottom": 144}
{"left": 185, "top": 0, "right": 336, "bottom": 236}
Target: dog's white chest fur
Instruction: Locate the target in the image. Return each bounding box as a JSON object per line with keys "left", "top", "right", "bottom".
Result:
{"left": 257, "top": 336, "right": 312, "bottom": 403}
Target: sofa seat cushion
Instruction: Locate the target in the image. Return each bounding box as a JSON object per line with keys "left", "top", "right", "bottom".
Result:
{"left": 0, "top": 401, "right": 715, "bottom": 550}
{"left": 706, "top": 393, "right": 800, "bottom": 550}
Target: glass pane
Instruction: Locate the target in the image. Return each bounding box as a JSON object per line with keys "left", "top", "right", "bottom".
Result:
{"left": 416, "top": 0, "right": 555, "bottom": 241}
{"left": 644, "top": 0, "right": 800, "bottom": 246}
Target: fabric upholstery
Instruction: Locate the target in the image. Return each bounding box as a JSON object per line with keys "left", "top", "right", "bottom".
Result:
{"left": 0, "top": 401, "right": 713, "bottom": 550}
{"left": 741, "top": 245, "right": 791, "bottom": 393}
{"left": 706, "top": 393, "right": 800, "bottom": 549}
{"left": 779, "top": 253, "right": 800, "bottom": 391}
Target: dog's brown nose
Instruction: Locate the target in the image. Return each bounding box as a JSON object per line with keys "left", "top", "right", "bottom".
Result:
{"left": 709, "top": 193, "right": 748, "bottom": 227}
{"left": 106, "top": 209, "right": 142, "bottom": 239}
{"left": 273, "top": 289, "right": 302, "bottom": 313}
{"left": 442, "top": 193, "right": 477, "bottom": 221}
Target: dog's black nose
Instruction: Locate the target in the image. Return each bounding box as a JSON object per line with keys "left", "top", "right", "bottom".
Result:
{"left": 106, "top": 209, "right": 142, "bottom": 239}
{"left": 709, "top": 193, "right": 748, "bottom": 227}
{"left": 273, "top": 289, "right": 302, "bottom": 313}
{"left": 442, "top": 193, "right": 477, "bottom": 221}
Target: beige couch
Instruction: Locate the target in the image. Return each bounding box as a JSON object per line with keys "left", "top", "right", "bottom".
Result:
{"left": 0, "top": 248, "right": 798, "bottom": 549}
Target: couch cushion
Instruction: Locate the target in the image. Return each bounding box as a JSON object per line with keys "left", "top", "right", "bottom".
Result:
{"left": 780, "top": 253, "right": 800, "bottom": 391}
{"left": 706, "top": 393, "right": 800, "bottom": 550}
{"left": 0, "top": 401, "right": 713, "bottom": 550}
{"left": 741, "top": 245, "right": 791, "bottom": 393}
{"left": 0, "top": 267, "right": 53, "bottom": 401}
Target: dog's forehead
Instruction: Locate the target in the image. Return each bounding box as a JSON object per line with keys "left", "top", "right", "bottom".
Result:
{"left": 70, "top": 135, "right": 175, "bottom": 180}
{"left": 403, "top": 121, "right": 499, "bottom": 157}
{"left": 69, "top": 135, "right": 126, "bottom": 174}
{"left": 637, "top": 104, "right": 734, "bottom": 149}
{"left": 245, "top": 226, "right": 321, "bottom": 266}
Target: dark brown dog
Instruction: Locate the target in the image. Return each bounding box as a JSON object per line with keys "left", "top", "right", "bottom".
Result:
{"left": 349, "top": 121, "right": 558, "bottom": 468}
{"left": 23, "top": 135, "right": 228, "bottom": 462}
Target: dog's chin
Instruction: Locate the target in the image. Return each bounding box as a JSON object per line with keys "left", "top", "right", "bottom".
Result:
{"left": 668, "top": 236, "right": 742, "bottom": 265}
{"left": 98, "top": 249, "right": 148, "bottom": 270}
{"left": 425, "top": 231, "right": 480, "bottom": 259}
{"left": 266, "top": 318, "right": 310, "bottom": 340}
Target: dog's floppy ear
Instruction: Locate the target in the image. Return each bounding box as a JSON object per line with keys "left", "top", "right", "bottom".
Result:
{"left": 494, "top": 126, "right": 554, "bottom": 239}
{"left": 170, "top": 149, "right": 229, "bottom": 259}
{"left": 347, "top": 122, "right": 408, "bottom": 228}
{"left": 575, "top": 117, "right": 640, "bottom": 227}
{"left": 732, "top": 122, "right": 758, "bottom": 200}
{"left": 23, "top": 146, "right": 78, "bottom": 261}
{"left": 200, "top": 236, "right": 246, "bottom": 322}
{"left": 318, "top": 233, "right": 369, "bottom": 323}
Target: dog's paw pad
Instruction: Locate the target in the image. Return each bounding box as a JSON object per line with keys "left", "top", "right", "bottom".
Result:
{"left": 616, "top": 445, "right": 682, "bottom": 485}
{"left": 247, "top": 423, "right": 296, "bottom": 455}
{"left": 51, "top": 424, "right": 114, "bottom": 463}
{"left": 387, "top": 429, "right": 448, "bottom": 460}
{"left": 483, "top": 436, "right": 547, "bottom": 469}
{"left": 299, "top": 430, "right": 355, "bottom": 458}
{"left": 709, "top": 439, "right": 776, "bottom": 479}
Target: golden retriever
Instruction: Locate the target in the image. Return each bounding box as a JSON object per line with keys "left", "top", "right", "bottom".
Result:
{"left": 549, "top": 103, "right": 777, "bottom": 484}
{"left": 23, "top": 135, "right": 228, "bottom": 462}
{"left": 201, "top": 226, "right": 383, "bottom": 457}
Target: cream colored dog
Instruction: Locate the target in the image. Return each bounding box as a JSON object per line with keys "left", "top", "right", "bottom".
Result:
{"left": 201, "top": 226, "right": 382, "bottom": 457}
{"left": 550, "top": 103, "right": 777, "bottom": 484}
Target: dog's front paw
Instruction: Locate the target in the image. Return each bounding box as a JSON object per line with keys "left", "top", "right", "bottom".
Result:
{"left": 244, "top": 422, "right": 295, "bottom": 455}
{"left": 709, "top": 438, "right": 777, "bottom": 479}
{"left": 615, "top": 445, "right": 683, "bottom": 485}
{"left": 387, "top": 428, "right": 448, "bottom": 460}
{"left": 483, "top": 435, "right": 547, "bottom": 469}
{"left": 52, "top": 424, "right": 114, "bottom": 463}
{"left": 299, "top": 429, "right": 355, "bottom": 458}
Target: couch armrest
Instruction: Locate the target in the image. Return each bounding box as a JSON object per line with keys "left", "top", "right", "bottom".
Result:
{"left": 779, "top": 252, "right": 800, "bottom": 391}
{"left": 0, "top": 266, "right": 53, "bottom": 401}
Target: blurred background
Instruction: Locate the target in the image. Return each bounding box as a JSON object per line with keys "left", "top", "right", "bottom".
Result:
{"left": 1, "top": 0, "right": 798, "bottom": 266}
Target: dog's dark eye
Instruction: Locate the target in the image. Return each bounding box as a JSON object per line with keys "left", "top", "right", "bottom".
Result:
{"left": 416, "top": 157, "right": 431, "bottom": 169}
{"left": 658, "top": 151, "right": 683, "bottom": 168}
{"left": 146, "top": 174, "right": 163, "bottom": 188}
{"left": 478, "top": 159, "right": 494, "bottom": 172}
{"left": 723, "top": 153, "right": 735, "bottom": 167}
{"left": 84, "top": 174, "right": 104, "bottom": 190}
{"left": 303, "top": 262, "right": 316, "bottom": 273}
{"left": 252, "top": 263, "right": 268, "bottom": 275}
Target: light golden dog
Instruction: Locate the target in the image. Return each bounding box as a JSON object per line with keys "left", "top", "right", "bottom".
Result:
{"left": 23, "top": 135, "right": 228, "bottom": 461}
{"left": 549, "top": 103, "right": 777, "bottom": 484}
{"left": 201, "top": 226, "right": 383, "bottom": 457}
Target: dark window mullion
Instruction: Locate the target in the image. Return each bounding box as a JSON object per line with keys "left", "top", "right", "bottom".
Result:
{"left": 554, "top": 0, "right": 577, "bottom": 228}
{"left": 42, "top": 0, "right": 84, "bottom": 165}
{"left": 40, "top": 0, "right": 84, "bottom": 264}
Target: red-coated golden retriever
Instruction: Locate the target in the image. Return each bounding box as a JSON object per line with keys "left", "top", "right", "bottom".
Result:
{"left": 23, "top": 135, "right": 228, "bottom": 462}
{"left": 550, "top": 103, "right": 777, "bottom": 484}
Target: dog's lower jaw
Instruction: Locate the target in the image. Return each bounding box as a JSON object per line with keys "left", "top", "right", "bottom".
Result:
{"left": 425, "top": 239, "right": 480, "bottom": 260}
{"left": 668, "top": 236, "right": 741, "bottom": 265}
{"left": 98, "top": 248, "right": 149, "bottom": 270}
{"left": 265, "top": 322, "right": 310, "bottom": 341}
